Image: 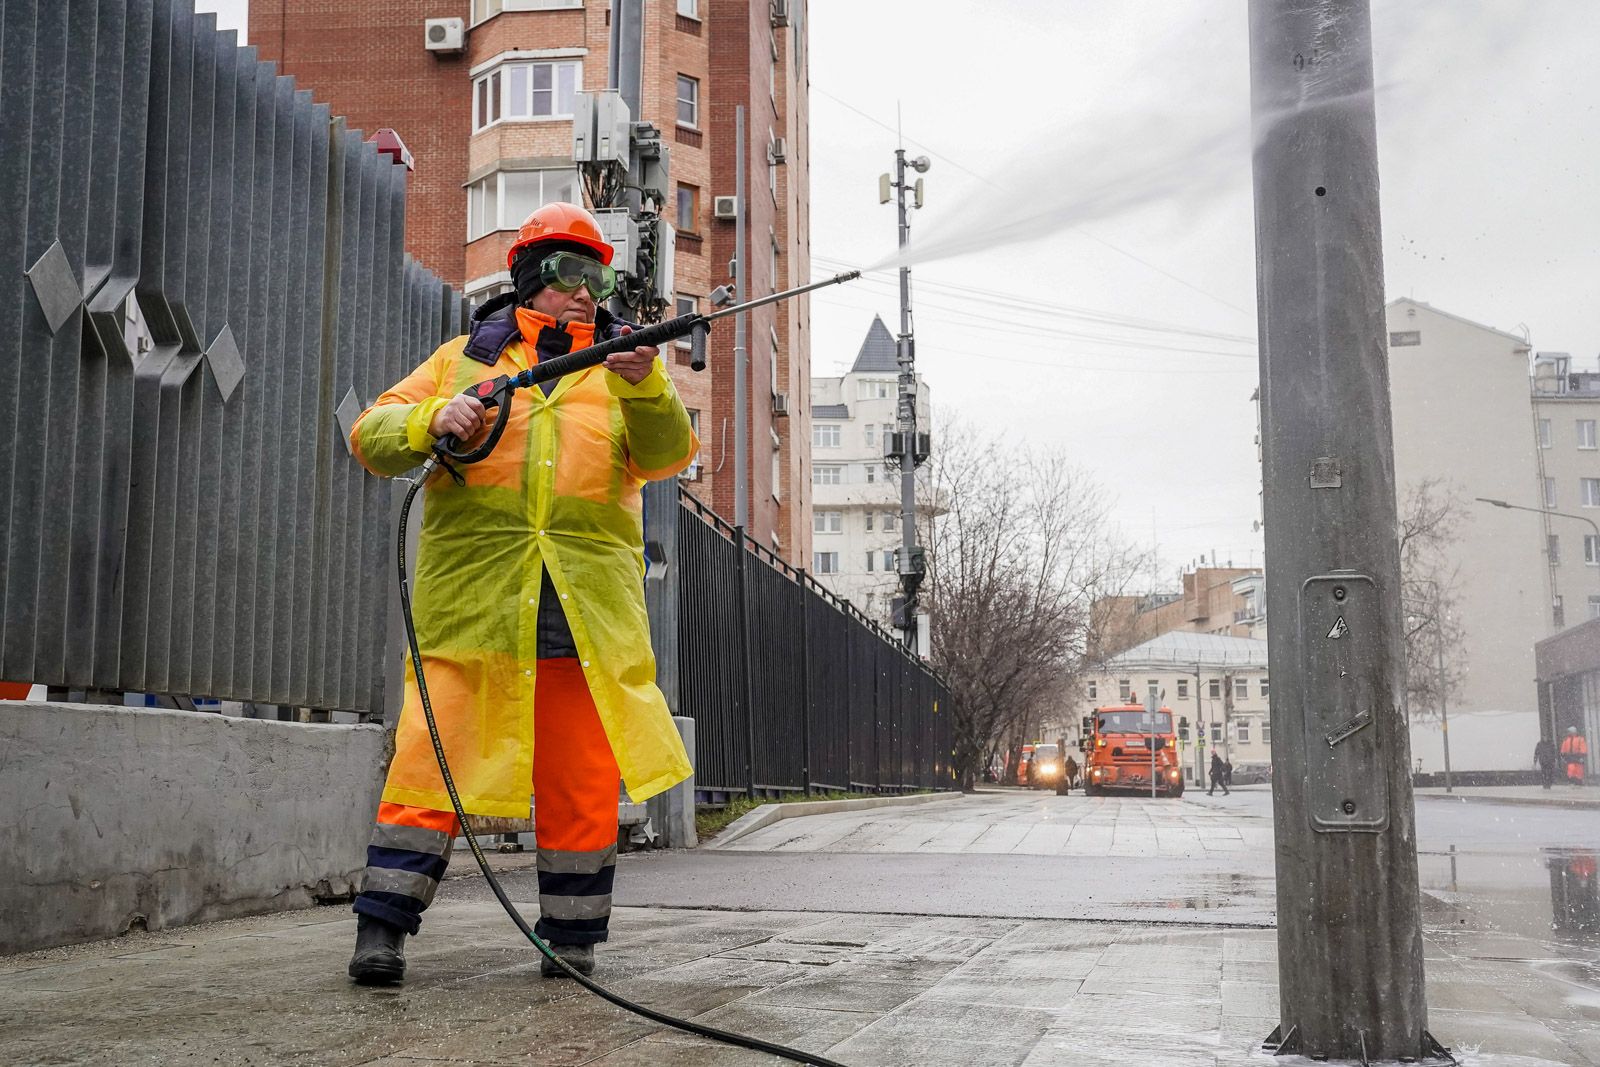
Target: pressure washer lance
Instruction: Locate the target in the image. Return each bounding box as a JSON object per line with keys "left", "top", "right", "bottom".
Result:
{"left": 395, "top": 271, "right": 860, "bottom": 1067}
{"left": 421, "top": 271, "right": 862, "bottom": 480}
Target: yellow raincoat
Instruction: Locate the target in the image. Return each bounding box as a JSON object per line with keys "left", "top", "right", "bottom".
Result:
{"left": 350, "top": 308, "right": 698, "bottom": 817}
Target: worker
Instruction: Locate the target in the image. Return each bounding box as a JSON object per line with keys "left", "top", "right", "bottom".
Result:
{"left": 1561, "top": 726, "right": 1589, "bottom": 787}
{"left": 343, "top": 203, "right": 698, "bottom": 985}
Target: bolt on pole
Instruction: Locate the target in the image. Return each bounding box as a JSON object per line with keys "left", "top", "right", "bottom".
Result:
{"left": 1249, "top": 0, "right": 1438, "bottom": 1060}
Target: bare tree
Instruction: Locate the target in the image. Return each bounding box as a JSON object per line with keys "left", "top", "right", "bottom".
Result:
{"left": 1398, "top": 477, "right": 1468, "bottom": 722}
{"left": 919, "top": 419, "right": 1147, "bottom": 790}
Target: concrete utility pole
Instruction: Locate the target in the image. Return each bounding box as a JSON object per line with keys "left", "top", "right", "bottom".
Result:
{"left": 883, "top": 148, "right": 929, "bottom": 648}
{"left": 1249, "top": 0, "right": 1440, "bottom": 1060}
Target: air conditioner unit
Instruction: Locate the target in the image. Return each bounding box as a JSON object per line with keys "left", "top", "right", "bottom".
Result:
{"left": 768, "top": 137, "right": 788, "bottom": 164}
{"left": 771, "top": 392, "right": 790, "bottom": 416}
{"left": 713, "top": 195, "right": 739, "bottom": 220}
{"left": 424, "top": 18, "right": 465, "bottom": 53}
{"left": 770, "top": 0, "right": 790, "bottom": 27}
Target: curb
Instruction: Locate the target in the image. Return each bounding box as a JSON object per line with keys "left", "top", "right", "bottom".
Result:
{"left": 1415, "top": 791, "right": 1600, "bottom": 811}
{"left": 706, "top": 791, "right": 968, "bottom": 850}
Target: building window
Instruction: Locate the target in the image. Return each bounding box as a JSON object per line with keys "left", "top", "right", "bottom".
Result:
{"left": 865, "top": 464, "right": 877, "bottom": 484}
{"left": 882, "top": 549, "right": 896, "bottom": 572}
{"left": 473, "top": 61, "right": 581, "bottom": 131}
{"left": 1260, "top": 677, "right": 1271, "bottom": 699}
{"left": 1237, "top": 720, "right": 1251, "bottom": 743}
{"left": 467, "top": 169, "right": 580, "bottom": 241}
{"left": 865, "top": 551, "right": 874, "bottom": 573}
{"left": 1087, "top": 680, "right": 1098, "bottom": 700}
{"left": 674, "top": 295, "right": 697, "bottom": 350}
{"left": 864, "top": 512, "right": 874, "bottom": 532}
{"left": 1579, "top": 419, "right": 1598, "bottom": 450}
{"left": 812, "top": 464, "right": 842, "bottom": 486}
{"left": 813, "top": 423, "right": 840, "bottom": 448}
{"left": 1233, "top": 677, "right": 1248, "bottom": 701}
{"left": 1177, "top": 679, "right": 1189, "bottom": 698}
{"left": 1261, "top": 719, "right": 1272, "bottom": 744}
{"left": 676, "top": 0, "right": 698, "bottom": 16}
{"left": 1208, "top": 679, "right": 1221, "bottom": 700}
{"left": 1211, "top": 722, "right": 1224, "bottom": 743}
{"left": 1118, "top": 679, "right": 1131, "bottom": 701}
{"left": 1554, "top": 595, "right": 1566, "bottom": 629}
{"left": 676, "top": 183, "right": 699, "bottom": 234}
{"left": 1545, "top": 478, "right": 1558, "bottom": 508}
{"left": 813, "top": 510, "right": 842, "bottom": 534}
{"left": 865, "top": 424, "right": 876, "bottom": 448}
{"left": 471, "top": 0, "right": 583, "bottom": 23}
{"left": 1587, "top": 534, "right": 1600, "bottom": 566}
{"left": 676, "top": 74, "right": 700, "bottom": 128}
{"left": 1539, "top": 418, "right": 1553, "bottom": 449}
{"left": 813, "top": 551, "right": 839, "bottom": 574}
{"left": 884, "top": 511, "right": 898, "bottom": 532}
{"left": 1590, "top": 596, "right": 1600, "bottom": 621}
{"left": 771, "top": 433, "right": 781, "bottom": 501}
{"left": 1583, "top": 478, "right": 1600, "bottom": 508}
{"left": 466, "top": 280, "right": 515, "bottom": 308}
{"left": 857, "top": 379, "right": 891, "bottom": 400}
{"left": 1550, "top": 534, "right": 1562, "bottom": 565}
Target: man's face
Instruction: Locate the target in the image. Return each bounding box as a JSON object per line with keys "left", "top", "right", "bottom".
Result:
{"left": 528, "top": 259, "right": 598, "bottom": 326}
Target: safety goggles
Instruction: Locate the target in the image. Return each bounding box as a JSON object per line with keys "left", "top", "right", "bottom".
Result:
{"left": 539, "top": 251, "right": 617, "bottom": 301}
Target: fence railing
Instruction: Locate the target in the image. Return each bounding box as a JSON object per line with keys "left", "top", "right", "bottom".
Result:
{"left": 675, "top": 491, "right": 954, "bottom": 797}
{"left": 0, "top": 0, "right": 462, "bottom": 717}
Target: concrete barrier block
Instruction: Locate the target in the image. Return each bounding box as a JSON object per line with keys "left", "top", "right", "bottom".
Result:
{"left": 0, "top": 702, "right": 387, "bottom": 955}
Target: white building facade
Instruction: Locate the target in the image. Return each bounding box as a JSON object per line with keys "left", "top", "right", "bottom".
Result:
{"left": 1385, "top": 299, "right": 1599, "bottom": 771}
{"left": 808, "top": 316, "right": 933, "bottom": 631}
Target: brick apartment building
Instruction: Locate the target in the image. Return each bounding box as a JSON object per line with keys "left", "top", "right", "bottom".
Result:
{"left": 250, "top": 0, "right": 814, "bottom": 565}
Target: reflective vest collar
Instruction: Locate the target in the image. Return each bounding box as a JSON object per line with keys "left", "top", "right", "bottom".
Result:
{"left": 462, "top": 294, "right": 634, "bottom": 367}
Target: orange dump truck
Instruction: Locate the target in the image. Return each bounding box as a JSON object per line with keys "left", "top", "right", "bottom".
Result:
{"left": 1081, "top": 704, "right": 1184, "bottom": 797}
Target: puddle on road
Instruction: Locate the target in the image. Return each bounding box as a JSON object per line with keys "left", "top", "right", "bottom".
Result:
{"left": 1123, "top": 873, "right": 1267, "bottom": 913}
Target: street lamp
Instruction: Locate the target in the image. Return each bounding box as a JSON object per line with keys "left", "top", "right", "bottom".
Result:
{"left": 1475, "top": 496, "right": 1600, "bottom": 620}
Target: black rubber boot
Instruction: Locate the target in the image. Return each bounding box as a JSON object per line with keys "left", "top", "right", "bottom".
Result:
{"left": 540, "top": 943, "right": 596, "bottom": 978}
{"left": 348, "top": 914, "right": 407, "bottom": 985}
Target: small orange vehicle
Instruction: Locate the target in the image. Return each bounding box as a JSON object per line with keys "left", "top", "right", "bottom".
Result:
{"left": 1081, "top": 704, "right": 1184, "bottom": 797}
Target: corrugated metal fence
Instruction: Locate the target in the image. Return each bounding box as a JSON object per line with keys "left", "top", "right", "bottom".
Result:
{"left": 678, "top": 492, "right": 955, "bottom": 797}
{"left": 0, "top": 0, "right": 462, "bottom": 717}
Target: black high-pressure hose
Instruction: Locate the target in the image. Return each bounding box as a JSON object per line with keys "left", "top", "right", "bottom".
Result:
{"left": 390, "top": 276, "right": 860, "bottom": 1066}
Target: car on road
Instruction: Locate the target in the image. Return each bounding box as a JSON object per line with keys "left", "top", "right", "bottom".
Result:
{"left": 1029, "top": 744, "right": 1063, "bottom": 789}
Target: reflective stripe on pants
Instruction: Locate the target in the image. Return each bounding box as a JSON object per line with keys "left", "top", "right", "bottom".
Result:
{"left": 353, "top": 657, "right": 620, "bottom": 941}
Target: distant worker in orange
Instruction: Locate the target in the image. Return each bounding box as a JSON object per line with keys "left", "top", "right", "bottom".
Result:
{"left": 1561, "top": 726, "right": 1589, "bottom": 787}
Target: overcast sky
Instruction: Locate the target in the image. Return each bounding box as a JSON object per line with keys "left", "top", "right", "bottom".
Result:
{"left": 198, "top": 1, "right": 1599, "bottom": 587}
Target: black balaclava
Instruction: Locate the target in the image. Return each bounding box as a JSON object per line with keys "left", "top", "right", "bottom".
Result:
{"left": 510, "top": 240, "right": 605, "bottom": 306}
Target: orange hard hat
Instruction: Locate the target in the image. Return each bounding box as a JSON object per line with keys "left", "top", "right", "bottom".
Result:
{"left": 506, "top": 202, "right": 614, "bottom": 269}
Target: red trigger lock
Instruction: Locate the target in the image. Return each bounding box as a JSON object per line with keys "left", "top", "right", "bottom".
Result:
{"left": 476, "top": 381, "right": 494, "bottom": 398}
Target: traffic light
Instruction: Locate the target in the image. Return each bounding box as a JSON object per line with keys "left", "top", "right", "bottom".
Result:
{"left": 1177, "top": 716, "right": 1190, "bottom": 742}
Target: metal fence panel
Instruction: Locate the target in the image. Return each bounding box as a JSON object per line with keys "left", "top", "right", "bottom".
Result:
{"left": 0, "top": 0, "right": 459, "bottom": 716}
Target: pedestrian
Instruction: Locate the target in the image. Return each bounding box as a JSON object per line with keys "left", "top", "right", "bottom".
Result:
{"left": 1560, "top": 726, "right": 1589, "bottom": 787}
{"left": 1224, "top": 758, "right": 1234, "bottom": 790}
{"left": 1534, "top": 737, "right": 1559, "bottom": 790}
{"left": 1209, "top": 752, "right": 1229, "bottom": 796}
{"left": 1060, "top": 754, "right": 1078, "bottom": 795}
{"left": 344, "top": 203, "right": 699, "bottom": 985}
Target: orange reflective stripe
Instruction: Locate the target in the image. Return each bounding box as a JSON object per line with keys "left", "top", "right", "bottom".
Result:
{"left": 376, "top": 801, "right": 460, "bottom": 835}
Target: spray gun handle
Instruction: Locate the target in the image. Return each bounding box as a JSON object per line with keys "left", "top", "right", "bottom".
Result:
{"left": 432, "top": 375, "right": 517, "bottom": 465}
{"left": 689, "top": 319, "right": 710, "bottom": 371}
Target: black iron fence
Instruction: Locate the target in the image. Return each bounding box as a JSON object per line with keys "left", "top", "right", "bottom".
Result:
{"left": 676, "top": 492, "right": 955, "bottom": 797}
{"left": 0, "top": 0, "right": 462, "bottom": 715}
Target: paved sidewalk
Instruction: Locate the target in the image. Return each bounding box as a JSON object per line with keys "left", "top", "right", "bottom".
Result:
{"left": 3, "top": 897, "right": 1595, "bottom": 1066}
{"left": 1416, "top": 785, "right": 1600, "bottom": 809}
